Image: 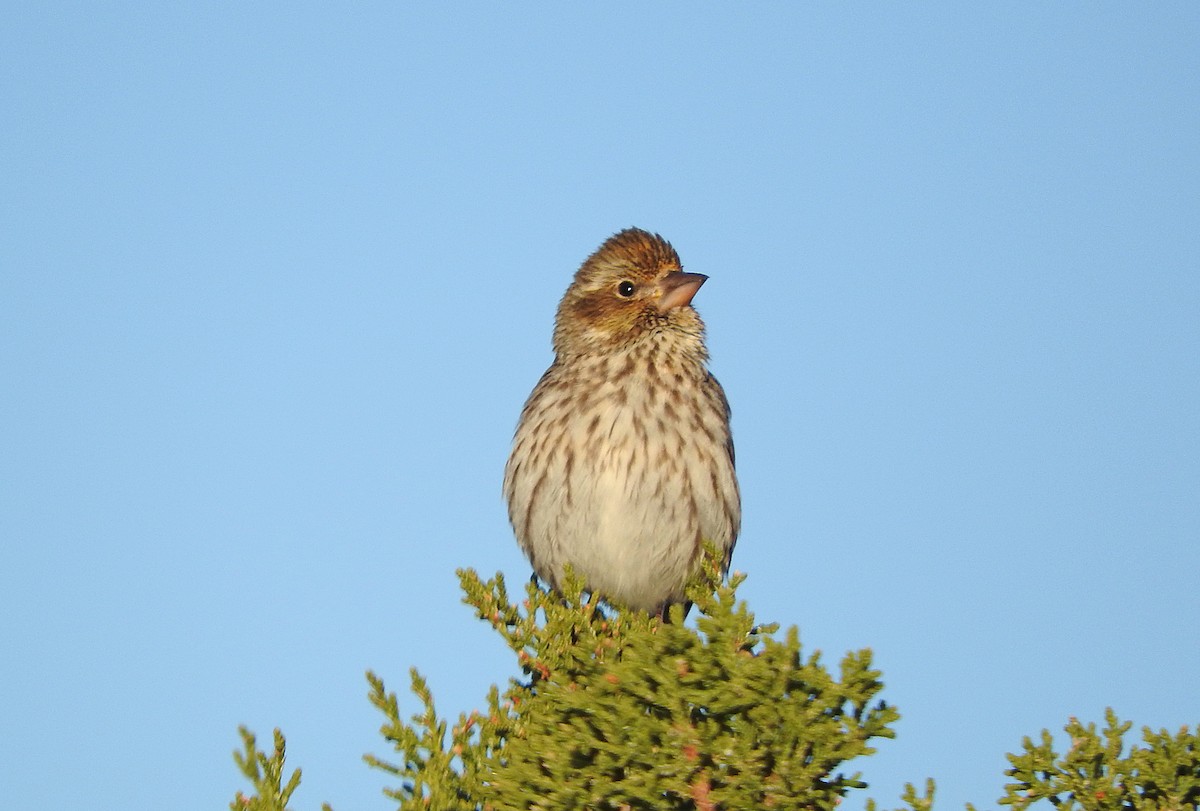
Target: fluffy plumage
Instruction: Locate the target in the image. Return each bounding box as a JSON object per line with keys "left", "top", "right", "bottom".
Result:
{"left": 503, "top": 228, "right": 740, "bottom": 613}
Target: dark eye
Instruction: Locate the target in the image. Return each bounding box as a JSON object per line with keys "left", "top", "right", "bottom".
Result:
{"left": 618, "top": 281, "right": 636, "bottom": 297}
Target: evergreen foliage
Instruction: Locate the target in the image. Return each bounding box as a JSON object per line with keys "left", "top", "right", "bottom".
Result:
{"left": 385, "top": 557, "right": 894, "bottom": 809}
{"left": 361, "top": 550, "right": 898, "bottom": 810}
{"left": 231, "top": 726, "right": 331, "bottom": 811}
{"left": 230, "top": 555, "right": 1199, "bottom": 810}
{"left": 999, "top": 709, "right": 1200, "bottom": 811}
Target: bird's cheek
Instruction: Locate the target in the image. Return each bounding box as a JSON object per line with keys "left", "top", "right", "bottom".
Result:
{"left": 567, "top": 294, "right": 607, "bottom": 326}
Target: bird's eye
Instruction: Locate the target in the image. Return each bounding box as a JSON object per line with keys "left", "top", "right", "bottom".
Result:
{"left": 618, "top": 281, "right": 636, "bottom": 297}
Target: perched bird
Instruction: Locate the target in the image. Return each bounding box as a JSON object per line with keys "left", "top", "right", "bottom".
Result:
{"left": 503, "top": 228, "right": 740, "bottom": 613}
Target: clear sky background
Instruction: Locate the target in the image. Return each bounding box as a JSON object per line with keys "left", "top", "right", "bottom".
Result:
{"left": 2, "top": 4, "right": 1197, "bottom": 810}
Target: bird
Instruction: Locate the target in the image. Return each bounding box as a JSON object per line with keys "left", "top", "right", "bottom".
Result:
{"left": 503, "top": 228, "right": 740, "bottom": 614}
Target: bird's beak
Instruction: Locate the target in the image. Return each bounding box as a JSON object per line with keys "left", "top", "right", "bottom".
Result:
{"left": 656, "top": 272, "right": 708, "bottom": 312}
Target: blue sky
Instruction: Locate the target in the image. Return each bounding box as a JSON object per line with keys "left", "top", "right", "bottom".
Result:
{"left": 2, "top": 4, "right": 1197, "bottom": 810}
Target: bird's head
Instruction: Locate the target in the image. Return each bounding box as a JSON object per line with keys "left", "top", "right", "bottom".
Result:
{"left": 552, "top": 228, "right": 708, "bottom": 357}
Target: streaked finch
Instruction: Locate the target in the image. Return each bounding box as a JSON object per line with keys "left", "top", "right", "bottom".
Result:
{"left": 503, "top": 228, "right": 740, "bottom": 613}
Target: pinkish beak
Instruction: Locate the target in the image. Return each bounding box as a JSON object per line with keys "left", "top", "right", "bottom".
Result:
{"left": 656, "top": 272, "right": 708, "bottom": 312}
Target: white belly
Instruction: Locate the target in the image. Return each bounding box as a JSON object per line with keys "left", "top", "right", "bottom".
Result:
{"left": 505, "top": 350, "right": 740, "bottom": 613}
